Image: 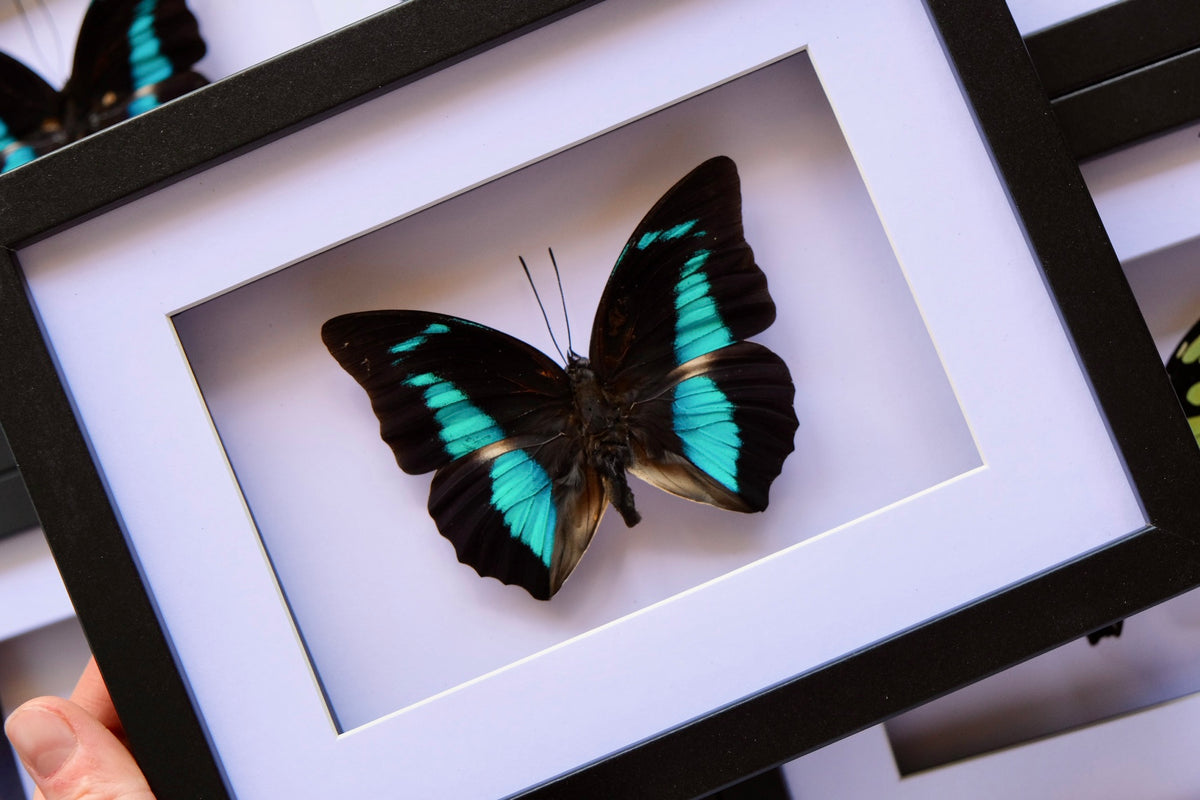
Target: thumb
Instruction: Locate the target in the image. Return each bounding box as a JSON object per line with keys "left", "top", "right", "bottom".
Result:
{"left": 5, "top": 697, "right": 154, "bottom": 800}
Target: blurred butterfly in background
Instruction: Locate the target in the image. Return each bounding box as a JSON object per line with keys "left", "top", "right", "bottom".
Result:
{"left": 323, "top": 156, "right": 799, "bottom": 600}
{"left": 0, "top": 0, "right": 206, "bottom": 172}
{"left": 1167, "top": 316, "right": 1200, "bottom": 449}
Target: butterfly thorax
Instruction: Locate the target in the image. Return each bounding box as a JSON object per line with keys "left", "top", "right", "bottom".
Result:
{"left": 565, "top": 353, "right": 642, "bottom": 528}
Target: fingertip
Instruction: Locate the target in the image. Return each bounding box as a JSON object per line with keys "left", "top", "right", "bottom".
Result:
{"left": 4, "top": 702, "right": 78, "bottom": 780}
{"left": 5, "top": 696, "right": 154, "bottom": 800}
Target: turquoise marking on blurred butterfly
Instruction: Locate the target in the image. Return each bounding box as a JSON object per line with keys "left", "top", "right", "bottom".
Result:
{"left": 0, "top": 0, "right": 207, "bottom": 172}
{"left": 322, "top": 156, "right": 798, "bottom": 599}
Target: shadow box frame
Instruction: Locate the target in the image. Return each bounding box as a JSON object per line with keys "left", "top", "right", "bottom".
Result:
{"left": 3, "top": 0, "right": 1200, "bottom": 798}
{"left": 1022, "top": 0, "right": 1200, "bottom": 160}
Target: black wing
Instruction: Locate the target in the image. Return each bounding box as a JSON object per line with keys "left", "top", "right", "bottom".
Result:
{"left": 590, "top": 156, "right": 797, "bottom": 511}
{"left": 65, "top": 0, "right": 207, "bottom": 133}
{"left": 0, "top": 0, "right": 207, "bottom": 173}
{"left": 322, "top": 311, "right": 608, "bottom": 599}
{"left": 0, "top": 53, "right": 62, "bottom": 171}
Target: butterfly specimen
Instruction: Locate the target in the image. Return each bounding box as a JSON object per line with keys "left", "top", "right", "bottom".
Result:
{"left": 322, "top": 156, "right": 798, "bottom": 600}
{"left": 1167, "top": 316, "right": 1200, "bottom": 449}
{"left": 0, "top": 0, "right": 206, "bottom": 172}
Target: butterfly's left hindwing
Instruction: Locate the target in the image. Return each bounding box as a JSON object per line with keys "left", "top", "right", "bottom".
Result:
{"left": 322, "top": 311, "right": 607, "bottom": 599}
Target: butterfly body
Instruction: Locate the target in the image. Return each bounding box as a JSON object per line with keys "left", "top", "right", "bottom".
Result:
{"left": 0, "top": 0, "right": 206, "bottom": 172}
{"left": 563, "top": 352, "right": 642, "bottom": 526}
{"left": 323, "top": 157, "right": 798, "bottom": 599}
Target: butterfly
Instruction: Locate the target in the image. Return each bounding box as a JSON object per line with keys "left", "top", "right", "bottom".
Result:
{"left": 0, "top": 0, "right": 206, "bottom": 172}
{"left": 322, "top": 156, "right": 798, "bottom": 600}
{"left": 1167, "top": 316, "right": 1200, "bottom": 449}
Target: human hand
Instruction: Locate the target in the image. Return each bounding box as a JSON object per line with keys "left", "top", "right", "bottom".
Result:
{"left": 4, "top": 657, "right": 154, "bottom": 800}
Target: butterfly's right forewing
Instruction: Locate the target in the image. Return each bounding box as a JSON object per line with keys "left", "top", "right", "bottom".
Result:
{"left": 67, "top": 0, "right": 207, "bottom": 122}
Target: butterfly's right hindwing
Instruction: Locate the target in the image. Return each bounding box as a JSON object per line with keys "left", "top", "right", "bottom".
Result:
{"left": 322, "top": 310, "right": 604, "bottom": 598}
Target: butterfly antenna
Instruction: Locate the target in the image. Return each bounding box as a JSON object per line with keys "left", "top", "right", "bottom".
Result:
{"left": 519, "top": 255, "right": 567, "bottom": 363}
{"left": 547, "top": 247, "right": 576, "bottom": 358}
{"left": 15, "top": 0, "right": 64, "bottom": 80}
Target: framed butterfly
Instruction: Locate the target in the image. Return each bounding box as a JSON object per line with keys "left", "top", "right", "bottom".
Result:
{"left": 322, "top": 156, "right": 798, "bottom": 600}
{"left": 0, "top": 0, "right": 206, "bottom": 172}
{"left": 1167, "top": 316, "right": 1200, "bottom": 449}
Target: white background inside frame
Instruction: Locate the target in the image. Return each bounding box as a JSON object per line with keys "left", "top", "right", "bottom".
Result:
{"left": 9, "top": 0, "right": 1149, "bottom": 798}
{"left": 170, "top": 51, "right": 977, "bottom": 731}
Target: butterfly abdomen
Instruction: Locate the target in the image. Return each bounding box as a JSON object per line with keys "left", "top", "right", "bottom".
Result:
{"left": 566, "top": 354, "right": 642, "bottom": 527}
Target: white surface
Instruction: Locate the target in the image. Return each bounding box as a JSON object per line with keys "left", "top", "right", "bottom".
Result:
{"left": 786, "top": 690, "right": 1200, "bottom": 799}
{"left": 1124, "top": 231, "right": 1200, "bottom": 361}
{"left": 885, "top": 588, "right": 1200, "bottom": 775}
{"left": 1083, "top": 124, "right": 1200, "bottom": 263}
{"left": 10, "top": 0, "right": 1147, "bottom": 798}
{"left": 1005, "top": 0, "right": 1113, "bottom": 34}
{"left": 0, "top": 529, "right": 73, "bottom": 642}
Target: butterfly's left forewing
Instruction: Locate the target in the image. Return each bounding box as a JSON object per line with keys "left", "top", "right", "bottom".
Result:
{"left": 592, "top": 156, "right": 798, "bottom": 512}
{"left": 322, "top": 311, "right": 607, "bottom": 599}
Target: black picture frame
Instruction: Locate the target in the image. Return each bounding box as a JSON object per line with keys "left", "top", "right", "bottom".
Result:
{"left": 2, "top": 1, "right": 1198, "bottom": 799}
{"left": 1024, "top": 0, "right": 1200, "bottom": 159}
{"left": 0, "top": 428, "right": 37, "bottom": 540}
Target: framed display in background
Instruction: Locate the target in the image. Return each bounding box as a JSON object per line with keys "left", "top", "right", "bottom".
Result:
{"left": 782, "top": 1, "right": 1200, "bottom": 789}
{"left": 787, "top": 587, "right": 1200, "bottom": 798}
{"left": 1022, "top": 0, "right": 1200, "bottom": 159}
{"left": 0, "top": 0, "right": 389, "bottom": 92}
{"left": 3, "top": 1, "right": 1200, "bottom": 798}
{"left": 864, "top": 142, "right": 1200, "bottom": 798}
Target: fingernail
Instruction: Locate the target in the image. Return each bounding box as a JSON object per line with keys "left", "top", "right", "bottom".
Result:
{"left": 5, "top": 706, "right": 79, "bottom": 779}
